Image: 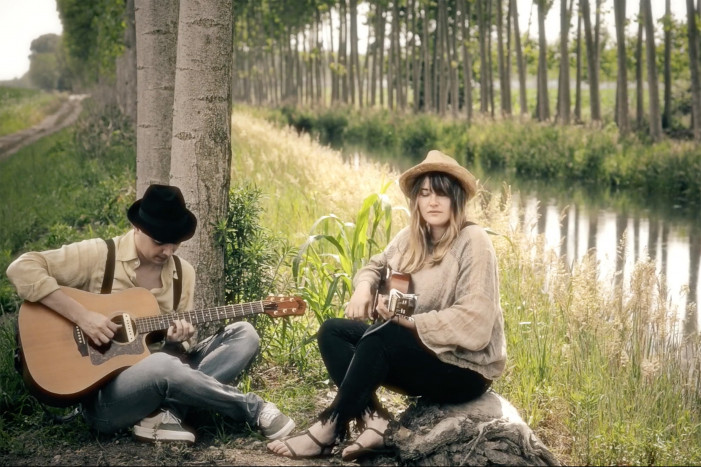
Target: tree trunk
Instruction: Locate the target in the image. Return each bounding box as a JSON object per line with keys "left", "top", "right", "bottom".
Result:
{"left": 386, "top": 391, "right": 561, "bottom": 466}
{"left": 614, "top": 0, "right": 630, "bottom": 135}
{"left": 642, "top": 0, "right": 663, "bottom": 141}
{"left": 662, "top": 0, "right": 671, "bottom": 129}
{"left": 581, "top": 0, "right": 600, "bottom": 122}
{"left": 535, "top": 0, "right": 550, "bottom": 121}
{"left": 635, "top": 1, "right": 644, "bottom": 129}
{"left": 511, "top": 0, "right": 527, "bottom": 116}
{"left": 478, "top": 0, "right": 489, "bottom": 115}
{"left": 422, "top": 2, "right": 431, "bottom": 111}
{"left": 116, "top": 0, "right": 136, "bottom": 123}
{"left": 687, "top": 0, "right": 701, "bottom": 140}
{"left": 461, "top": 0, "right": 473, "bottom": 122}
{"left": 349, "top": 0, "right": 360, "bottom": 106}
{"left": 134, "top": 0, "right": 179, "bottom": 197}
{"left": 556, "top": 0, "right": 571, "bottom": 124}
{"left": 170, "top": 0, "right": 233, "bottom": 309}
{"left": 497, "top": 0, "right": 508, "bottom": 117}
{"left": 437, "top": 0, "right": 447, "bottom": 116}
{"left": 574, "top": 8, "right": 582, "bottom": 122}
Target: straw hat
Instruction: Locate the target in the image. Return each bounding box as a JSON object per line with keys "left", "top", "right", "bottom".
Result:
{"left": 127, "top": 184, "right": 197, "bottom": 244}
{"left": 398, "top": 150, "right": 477, "bottom": 200}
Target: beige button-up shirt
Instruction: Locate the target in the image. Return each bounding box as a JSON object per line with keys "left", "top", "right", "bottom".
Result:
{"left": 6, "top": 229, "right": 195, "bottom": 315}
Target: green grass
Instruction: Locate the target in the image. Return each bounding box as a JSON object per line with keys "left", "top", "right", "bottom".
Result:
{"left": 0, "top": 100, "right": 699, "bottom": 465}
{"left": 0, "top": 86, "right": 67, "bottom": 137}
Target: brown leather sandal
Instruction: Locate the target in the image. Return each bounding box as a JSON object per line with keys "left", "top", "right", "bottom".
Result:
{"left": 268, "top": 429, "right": 336, "bottom": 459}
{"left": 341, "top": 426, "right": 394, "bottom": 462}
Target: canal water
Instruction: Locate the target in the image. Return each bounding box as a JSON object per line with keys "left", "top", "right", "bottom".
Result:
{"left": 486, "top": 173, "right": 700, "bottom": 337}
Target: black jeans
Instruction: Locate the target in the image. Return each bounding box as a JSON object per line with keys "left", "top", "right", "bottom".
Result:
{"left": 317, "top": 318, "right": 491, "bottom": 435}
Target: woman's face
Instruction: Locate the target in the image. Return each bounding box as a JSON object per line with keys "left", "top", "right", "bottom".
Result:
{"left": 417, "top": 177, "right": 452, "bottom": 231}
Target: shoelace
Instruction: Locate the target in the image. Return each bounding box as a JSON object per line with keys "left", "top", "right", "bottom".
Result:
{"left": 258, "top": 405, "right": 279, "bottom": 425}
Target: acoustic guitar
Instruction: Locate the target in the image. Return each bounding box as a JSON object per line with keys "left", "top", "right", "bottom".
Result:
{"left": 371, "top": 267, "right": 417, "bottom": 323}
{"left": 16, "top": 286, "right": 306, "bottom": 407}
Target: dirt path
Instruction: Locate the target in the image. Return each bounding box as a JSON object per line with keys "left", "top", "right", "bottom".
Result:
{"left": 0, "top": 94, "right": 88, "bottom": 161}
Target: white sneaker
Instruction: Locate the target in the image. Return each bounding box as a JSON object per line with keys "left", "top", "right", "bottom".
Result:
{"left": 257, "top": 402, "right": 295, "bottom": 440}
{"left": 133, "top": 409, "right": 195, "bottom": 444}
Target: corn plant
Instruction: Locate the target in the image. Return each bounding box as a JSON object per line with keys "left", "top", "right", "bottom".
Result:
{"left": 292, "top": 182, "right": 407, "bottom": 326}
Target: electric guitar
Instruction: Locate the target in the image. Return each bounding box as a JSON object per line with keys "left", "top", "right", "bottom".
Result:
{"left": 16, "top": 286, "right": 306, "bottom": 407}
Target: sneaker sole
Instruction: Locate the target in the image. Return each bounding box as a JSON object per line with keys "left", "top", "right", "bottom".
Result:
{"left": 133, "top": 425, "right": 195, "bottom": 444}
{"left": 264, "top": 418, "right": 296, "bottom": 440}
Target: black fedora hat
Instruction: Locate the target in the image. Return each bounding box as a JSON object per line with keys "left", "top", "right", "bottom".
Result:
{"left": 127, "top": 184, "right": 197, "bottom": 244}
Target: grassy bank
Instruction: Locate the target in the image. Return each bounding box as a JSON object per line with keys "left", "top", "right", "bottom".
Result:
{"left": 0, "top": 97, "right": 699, "bottom": 465}
{"left": 231, "top": 110, "right": 701, "bottom": 466}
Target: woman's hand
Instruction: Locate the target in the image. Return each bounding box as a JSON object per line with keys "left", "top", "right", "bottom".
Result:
{"left": 166, "top": 318, "right": 195, "bottom": 343}
{"left": 345, "top": 282, "right": 375, "bottom": 320}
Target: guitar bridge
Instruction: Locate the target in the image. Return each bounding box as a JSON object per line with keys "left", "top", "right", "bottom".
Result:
{"left": 388, "top": 289, "right": 417, "bottom": 317}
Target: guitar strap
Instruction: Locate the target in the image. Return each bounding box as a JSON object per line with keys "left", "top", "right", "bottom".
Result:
{"left": 100, "top": 238, "right": 182, "bottom": 310}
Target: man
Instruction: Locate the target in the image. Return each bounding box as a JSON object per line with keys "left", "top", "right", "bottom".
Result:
{"left": 7, "top": 184, "right": 295, "bottom": 444}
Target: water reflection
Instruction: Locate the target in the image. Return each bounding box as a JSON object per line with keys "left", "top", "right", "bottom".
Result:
{"left": 512, "top": 191, "right": 700, "bottom": 336}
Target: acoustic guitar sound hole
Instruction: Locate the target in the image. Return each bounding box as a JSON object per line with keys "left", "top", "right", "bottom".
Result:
{"left": 110, "top": 314, "right": 136, "bottom": 344}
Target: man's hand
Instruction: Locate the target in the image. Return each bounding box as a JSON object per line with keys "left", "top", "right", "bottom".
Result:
{"left": 76, "top": 310, "right": 122, "bottom": 346}
{"left": 166, "top": 318, "right": 195, "bottom": 343}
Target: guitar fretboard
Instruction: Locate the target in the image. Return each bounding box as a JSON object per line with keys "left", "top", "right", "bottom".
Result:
{"left": 135, "top": 301, "right": 267, "bottom": 334}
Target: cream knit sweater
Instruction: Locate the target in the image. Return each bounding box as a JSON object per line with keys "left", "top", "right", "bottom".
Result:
{"left": 353, "top": 224, "right": 506, "bottom": 380}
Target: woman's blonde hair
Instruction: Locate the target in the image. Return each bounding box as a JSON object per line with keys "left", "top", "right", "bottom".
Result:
{"left": 399, "top": 172, "right": 468, "bottom": 273}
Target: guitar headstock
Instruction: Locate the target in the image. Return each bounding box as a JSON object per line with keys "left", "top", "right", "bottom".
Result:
{"left": 262, "top": 296, "right": 307, "bottom": 317}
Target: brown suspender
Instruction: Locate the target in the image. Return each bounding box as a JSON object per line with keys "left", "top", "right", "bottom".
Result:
{"left": 101, "top": 238, "right": 182, "bottom": 310}
{"left": 101, "top": 239, "right": 116, "bottom": 294}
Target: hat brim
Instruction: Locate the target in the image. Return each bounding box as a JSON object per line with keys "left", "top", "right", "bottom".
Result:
{"left": 127, "top": 200, "right": 197, "bottom": 244}
{"left": 399, "top": 163, "right": 477, "bottom": 200}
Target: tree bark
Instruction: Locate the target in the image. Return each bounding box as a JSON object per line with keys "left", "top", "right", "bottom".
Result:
{"left": 134, "top": 0, "right": 179, "bottom": 197}
{"left": 170, "top": 0, "right": 233, "bottom": 309}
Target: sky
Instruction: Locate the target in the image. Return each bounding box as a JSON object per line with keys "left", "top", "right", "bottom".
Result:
{"left": 0, "top": 0, "right": 688, "bottom": 82}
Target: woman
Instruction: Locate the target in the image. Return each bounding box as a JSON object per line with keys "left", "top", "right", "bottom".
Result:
{"left": 267, "top": 150, "right": 506, "bottom": 461}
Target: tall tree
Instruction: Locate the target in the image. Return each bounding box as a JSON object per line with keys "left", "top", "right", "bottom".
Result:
{"left": 535, "top": 0, "right": 550, "bottom": 121}
{"left": 687, "top": 0, "right": 701, "bottom": 140}
{"left": 635, "top": 2, "right": 644, "bottom": 128}
{"left": 556, "top": 0, "right": 571, "bottom": 124}
{"left": 662, "top": 0, "right": 672, "bottom": 129}
{"left": 170, "top": 0, "right": 234, "bottom": 308}
{"left": 116, "top": 0, "right": 136, "bottom": 122}
{"left": 642, "top": 0, "right": 663, "bottom": 141}
{"left": 581, "top": 0, "right": 601, "bottom": 122}
{"left": 134, "top": 0, "right": 179, "bottom": 197}
{"left": 614, "top": 0, "right": 629, "bottom": 135}
{"left": 511, "top": 0, "right": 527, "bottom": 116}
{"left": 460, "top": 0, "right": 473, "bottom": 121}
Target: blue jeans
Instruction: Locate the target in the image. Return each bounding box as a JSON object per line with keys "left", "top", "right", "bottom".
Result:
{"left": 81, "top": 321, "right": 264, "bottom": 434}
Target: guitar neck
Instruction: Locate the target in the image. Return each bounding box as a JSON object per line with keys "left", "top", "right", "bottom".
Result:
{"left": 135, "top": 301, "right": 266, "bottom": 334}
